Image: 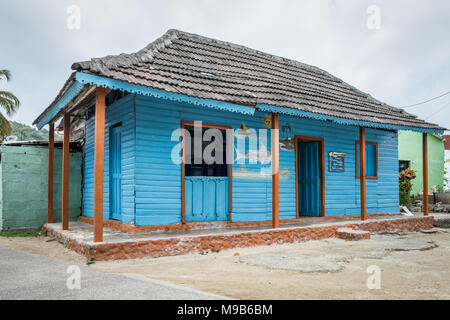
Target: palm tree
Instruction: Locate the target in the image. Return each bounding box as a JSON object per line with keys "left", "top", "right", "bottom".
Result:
{"left": 0, "top": 69, "right": 20, "bottom": 137}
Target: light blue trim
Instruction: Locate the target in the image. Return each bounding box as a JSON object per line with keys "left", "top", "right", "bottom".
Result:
{"left": 256, "top": 104, "right": 444, "bottom": 134}
{"left": 36, "top": 81, "right": 84, "bottom": 130}
{"left": 75, "top": 72, "right": 256, "bottom": 116}
{"left": 37, "top": 71, "right": 442, "bottom": 134}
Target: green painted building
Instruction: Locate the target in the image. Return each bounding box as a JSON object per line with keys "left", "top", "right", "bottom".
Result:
{"left": 398, "top": 131, "right": 445, "bottom": 195}
{"left": 0, "top": 143, "right": 82, "bottom": 230}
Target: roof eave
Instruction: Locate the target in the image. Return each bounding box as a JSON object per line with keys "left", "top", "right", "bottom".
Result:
{"left": 256, "top": 104, "right": 446, "bottom": 135}
{"left": 33, "top": 80, "right": 85, "bottom": 130}
{"left": 35, "top": 71, "right": 446, "bottom": 135}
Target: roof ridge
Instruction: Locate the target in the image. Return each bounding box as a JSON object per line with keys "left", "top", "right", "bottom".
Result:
{"left": 73, "top": 29, "right": 338, "bottom": 79}
{"left": 173, "top": 29, "right": 338, "bottom": 78}
{"left": 74, "top": 29, "right": 409, "bottom": 114}
{"left": 172, "top": 30, "right": 421, "bottom": 115}
{"left": 61, "top": 29, "right": 444, "bottom": 131}
{"left": 71, "top": 29, "right": 180, "bottom": 72}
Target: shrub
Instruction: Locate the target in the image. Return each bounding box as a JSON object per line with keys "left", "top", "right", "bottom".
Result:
{"left": 399, "top": 168, "right": 416, "bottom": 206}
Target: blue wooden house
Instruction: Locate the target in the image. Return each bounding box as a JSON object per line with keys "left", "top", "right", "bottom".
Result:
{"left": 34, "top": 30, "right": 444, "bottom": 242}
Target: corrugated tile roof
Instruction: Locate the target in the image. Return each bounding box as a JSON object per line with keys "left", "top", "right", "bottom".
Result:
{"left": 36, "top": 29, "right": 445, "bottom": 131}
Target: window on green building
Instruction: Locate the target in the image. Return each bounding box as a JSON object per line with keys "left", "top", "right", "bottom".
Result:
{"left": 399, "top": 160, "right": 410, "bottom": 172}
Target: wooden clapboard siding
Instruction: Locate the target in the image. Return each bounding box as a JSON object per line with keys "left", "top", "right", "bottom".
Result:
{"left": 82, "top": 93, "right": 400, "bottom": 226}
{"left": 280, "top": 114, "right": 399, "bottom": 216}
{"left": 83, "top": 94, "right": 136, "bottom": 223}
{"left": 134, "top": 95, "right": 270, "bottom": 225}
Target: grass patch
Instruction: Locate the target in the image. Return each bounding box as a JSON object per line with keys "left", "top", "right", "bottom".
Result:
{"left": 0, "top": 228, "right": 46, "bottom": 237}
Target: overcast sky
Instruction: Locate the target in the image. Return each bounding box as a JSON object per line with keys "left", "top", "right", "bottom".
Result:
{"left": 1, "top": 0, "right": 449, "bottom": 132}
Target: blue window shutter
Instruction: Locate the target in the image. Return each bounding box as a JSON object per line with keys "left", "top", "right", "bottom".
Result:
{"left": 357, "top": 143, "right": 377, "bottom": 178}
{"left": 366, "top": 144, "right": 377, "bottom": 177}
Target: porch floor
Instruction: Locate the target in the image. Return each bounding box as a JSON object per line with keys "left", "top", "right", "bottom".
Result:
{"left": 44, "top": 214, "right": 434, "bottom": 261}
{"left": 50, "top": 215, "right": 402, "bottom": 242}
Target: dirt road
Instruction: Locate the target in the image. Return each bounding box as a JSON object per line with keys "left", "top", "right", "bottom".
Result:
{"left": 1, "top": 229, "right": 449, "bottom": 299}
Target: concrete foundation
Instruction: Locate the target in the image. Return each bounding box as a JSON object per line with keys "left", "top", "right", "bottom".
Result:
{"left": 43, "top": 215, "right": 434, "bottom": 261}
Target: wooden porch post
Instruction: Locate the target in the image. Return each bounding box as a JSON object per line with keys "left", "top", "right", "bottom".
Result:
{"left": 359, "top": 126, "right": 367, "bottom": 221}
{"left": 272, "top": 113, "right": 280, "bottom": 228}
{"left": 93, "top": 87, "right": 106, "bottom": 242}
{"left": 423, "top": 133, "right": 429, "bottom": 216}
{"left": 48, "top": 123, "right": 54, "bottom": 223}
{"left": 61, "top": 115, "right": 70, "bottom": 230}
{"left": 181, "top": 121, "right": 186, "bottom": 224}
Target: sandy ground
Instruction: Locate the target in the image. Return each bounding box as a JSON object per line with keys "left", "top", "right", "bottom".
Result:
{"left": 0, "top": 236, "right": 87, "bottom": 264}
{"left": 1, "top": 229, "right": 449, "bottom": 300}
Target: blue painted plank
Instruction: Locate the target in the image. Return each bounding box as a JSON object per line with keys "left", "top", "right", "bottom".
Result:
{"left": 83, "top": 93, "right": 400, "bottom": 226}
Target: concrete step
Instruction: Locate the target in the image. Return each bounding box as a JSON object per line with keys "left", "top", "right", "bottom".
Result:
{"left": 433, "top": 215, "right": 450, "bottom": 228}
{"left": 336, "top": 228, "right": 371, "bottom": 241}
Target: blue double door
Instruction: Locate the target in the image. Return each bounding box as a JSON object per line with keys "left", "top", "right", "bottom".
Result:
{"left": 297, "top": 141, "right": 321, "bottom": 217}
{"left": 110, "top": 124, "right": 122, "bottom": 220}
{"left": 185, "top": 177, "right": 229, "bottom": 222}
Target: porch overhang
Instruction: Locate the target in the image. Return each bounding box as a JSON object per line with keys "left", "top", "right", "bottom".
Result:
{"left": 256, "top": 104, "right": 445, "bottom": 135}
{"left": 34, "top": 72, "right": 445, "bottom": 135}
{"left": 34, "top": 72, "right": 257, "bottom": 130}
{"left": 35, "top": 80, "right": 85, "bottom": 130}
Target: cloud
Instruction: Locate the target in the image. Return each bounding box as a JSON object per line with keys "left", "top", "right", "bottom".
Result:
{"left": 1, "top": 0, "right": 449, "bottom": 131}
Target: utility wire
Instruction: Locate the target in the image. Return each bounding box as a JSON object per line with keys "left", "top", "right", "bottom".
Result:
{"left": 424, "top": 101, "right": 450, "bottom": 121}
{"left": 401, "top": 90, "right": 450, "bottom": 108}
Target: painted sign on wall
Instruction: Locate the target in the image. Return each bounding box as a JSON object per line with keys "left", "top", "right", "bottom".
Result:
{"left": 329, "top": 152, "right": 346, "bottom": 172}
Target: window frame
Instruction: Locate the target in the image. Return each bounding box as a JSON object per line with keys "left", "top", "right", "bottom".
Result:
{"left": 399, "top": 160, "right": 410, "bottom": 173}
{"left": 355, "top": 141, "right": 378, "bottom": 180}
{"left": 184, "top": 125, "right": 229, "bottom": 177}
{"left": 180, "top": 120, "right": 233, "bottom": 224}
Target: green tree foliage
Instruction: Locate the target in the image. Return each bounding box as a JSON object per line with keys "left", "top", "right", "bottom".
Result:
{"left": 0, "top": 69, "right": 20, "bottom": 136}
{"left": 9, "top": 121, "right": 61, "bottom": 141}
{"left": 399, "top": 168, "right": 416, "bottom": 206}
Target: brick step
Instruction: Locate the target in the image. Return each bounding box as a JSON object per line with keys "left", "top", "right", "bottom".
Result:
{"left": 336, "top": 228, "right": 371, "bottom": 241}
